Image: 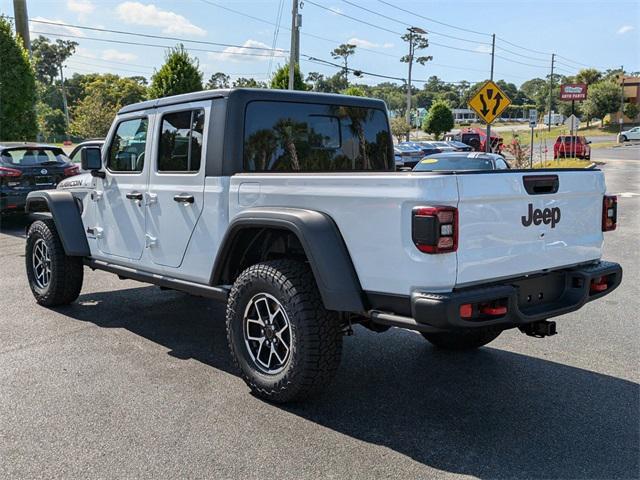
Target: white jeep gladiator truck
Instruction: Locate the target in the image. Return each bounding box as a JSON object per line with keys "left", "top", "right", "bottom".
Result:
{"left": 24, "top": 89, "right": 622, "bottom": 403}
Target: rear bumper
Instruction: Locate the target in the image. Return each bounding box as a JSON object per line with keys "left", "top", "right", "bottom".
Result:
{"left": 372, "top": 261, "right": 622, "bottom": 332}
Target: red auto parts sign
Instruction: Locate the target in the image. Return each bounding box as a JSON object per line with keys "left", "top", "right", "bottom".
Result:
{"left": 560, "top": 83, "right": 588, "bottom": 100}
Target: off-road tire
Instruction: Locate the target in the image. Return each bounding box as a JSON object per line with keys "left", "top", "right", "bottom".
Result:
{"left": 421, "top": 329, "right": 501, "bottom": 351}
{"left": 226, "top": 259, "right": 342, "bottom": 403}
{"left": 26, "top": 219, "right": 83, "bottom": 306}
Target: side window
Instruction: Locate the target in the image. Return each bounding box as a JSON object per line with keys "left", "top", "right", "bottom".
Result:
{"left": 243, "top": 101, "right": 393, "bottom": 172}
{"left": 158, "top": 109, "right": 205, "bottom": 172}
{"left": 495, "top": 158, "right": 508, "bottom": 169}
{"left": 108, "top": 118, "right": 148, "bottom": 172}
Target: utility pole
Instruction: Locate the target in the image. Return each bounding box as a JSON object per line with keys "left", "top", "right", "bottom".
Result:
{"left": 59, "top": 65, "right": 70, "bottom": 142}
{"left": 619, "top": 64, "right": 625, "bottom": 133}
{"left": 486, "top": 33, "right": 495, "bottom": 152}
{"left": 405, "top": 26, "right": 426, "bottom": 141}
{"left": 13, "top": 0, "right": 31, "bottom": 55}
{"left": 547, "top": 53, "right": 555, "bottom": 132}
{"left": 288, "top": 0, "right": 300, "bottom": 90}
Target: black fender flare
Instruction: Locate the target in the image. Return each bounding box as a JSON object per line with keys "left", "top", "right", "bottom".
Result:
{"left": 25, "top": 190, "right": 90, "bottom": 257}
{"left": 211, "top": 208, "right": 365, "bottom": 312}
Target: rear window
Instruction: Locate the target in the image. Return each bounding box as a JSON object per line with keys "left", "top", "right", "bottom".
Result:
{"left": 413, "top": 154, "right": 494, "bottom": 172}
{"left": 1, "top": 148, "right": 69, "bottom": 165}
{"left": 243, "top": 101, "right": 393, "bottom": 172}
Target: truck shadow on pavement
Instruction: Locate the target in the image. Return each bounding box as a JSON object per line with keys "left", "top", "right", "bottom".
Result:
{"left": 62, "top": 285, "right": 639, "bottom": 479}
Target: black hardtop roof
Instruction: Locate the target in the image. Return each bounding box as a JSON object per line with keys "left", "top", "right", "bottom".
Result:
{"left": 117, "top": 88, "right": 388, "bottom": 115}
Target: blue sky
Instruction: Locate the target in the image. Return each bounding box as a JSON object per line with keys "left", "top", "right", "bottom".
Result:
{"left": 2, "top": 0, "right": 639, "bottom": 87}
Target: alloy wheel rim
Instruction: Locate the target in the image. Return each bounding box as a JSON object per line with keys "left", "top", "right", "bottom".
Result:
{"left": 32, "top": 238, "right": 52, "bottom": 289}
{"left": 243, "top": 292, "right": 292, "bottom": 374}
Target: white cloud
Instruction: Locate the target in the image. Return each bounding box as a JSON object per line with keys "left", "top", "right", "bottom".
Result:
{"left": 617, "top": 25, "right": 634, "bottom": 35}
{"left": 347, "top": 37, "right": 393, "bottom": 49}
{"left": 208, "top": 39, "right": 285, "bottom": 63}
{"left": 67, "top": 0, "right": 95, "bottom": 14}
{"left": 101, "top": 49, "right": 137, "bottom": 62}
{"left": 75, "top": 46, "right": 97, "bottom": 59}
{"left": 30, "top": 16, "right": 86, "bottom": 37}
{"left": 475, "top": 44, "right": 492, "bottom": 53}
{"left": 115, "top": 2, "right": 206, "bottom": 37}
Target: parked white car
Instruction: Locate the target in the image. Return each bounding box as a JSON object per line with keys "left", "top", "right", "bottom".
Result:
{"left": 619, "top": 126, "right": 640, "bottom": 142}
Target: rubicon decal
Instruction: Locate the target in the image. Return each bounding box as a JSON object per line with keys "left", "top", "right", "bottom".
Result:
{"left": 521, "top": 203, "right": 561, "bottom": 228}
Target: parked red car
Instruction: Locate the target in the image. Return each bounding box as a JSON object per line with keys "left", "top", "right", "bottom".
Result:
{"left": 553, "top": 135, "right": 591, "bottom": 160}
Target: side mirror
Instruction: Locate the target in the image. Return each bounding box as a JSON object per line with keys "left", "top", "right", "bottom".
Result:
{"left": 81, "top": 147, "right": 102, "bottom": 170}
{"left": 81, "top": 147, "right": 105, "bottom": 178}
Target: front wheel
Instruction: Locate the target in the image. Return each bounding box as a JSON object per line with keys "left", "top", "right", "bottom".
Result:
{"left": 421, "top": 329, "right": 501, "bottom": 351}
{"left": 226, "top": 260, "right": 343, "bottom": 403}
{"left": 620, "top": 135, "right": 627, "bottom": 142}
{"left": 26, "top": 219, "right": 84, "bottom": 306}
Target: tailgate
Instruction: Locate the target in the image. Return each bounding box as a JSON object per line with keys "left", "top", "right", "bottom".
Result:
{"left": 456, "top": 170, "right": 605, "bottom": 286}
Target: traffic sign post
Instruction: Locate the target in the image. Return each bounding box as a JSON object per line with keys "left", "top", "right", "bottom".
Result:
{"left": 468, "top": 80, "right": 512, "bottom": 153}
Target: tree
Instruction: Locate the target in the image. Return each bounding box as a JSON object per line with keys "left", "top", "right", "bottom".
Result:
{"left": 306, "top": 71, "right": 346, "bottom": 93}
{"left": 0, "top": 16, "right": 37, "bottom": 140}
{"left": 70, "top": 74, "right": 147, "bottom": 138}
{"left": 390, "top": 116, "right": 410, "bottom": 142}
{"left": 149, "top": 44, "right": 203, "bottom": 99}
{"left": 342, "top": 86, "right": 365, "bottom": 97}
{"left": 206, "top": 72, "right": 230, "bottom": 89}
{"left": 575, "top": 68, "right": 602, "bottom": 87}
{"left": 581, "top": 81, "right": 623, "bottom": 126}
{"left": 36, "top": 101, "right": 66, "bottom": 141}
{"left": 331, "top": 43, "right": 356, "bottom": 85}
{"left": 270, "top": 63, "right": 306, "bottom": 90}
{"left": 233, "top": 77, "right": 267, "bottom": 88}
{"left": 624, "top": 102, "right": 639, "bottom": 121}
{"left": 422, "top": 100, "right": 454, "bottom": 140}
{"left": 400, "top": 31, "right": 432, "bottom": 66}
{"left": 31, "top": 36, "right": 77, "bottom": 85}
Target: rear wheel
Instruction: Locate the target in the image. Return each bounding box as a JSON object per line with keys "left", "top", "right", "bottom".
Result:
{"left": 226, "top": 259, "right": 343, "bottom": 403}
{"left": 26, "top": 219, "right": 83, "bottom": 306}
{"left": 421, "top": 329, "right": 501, "bottom": 351}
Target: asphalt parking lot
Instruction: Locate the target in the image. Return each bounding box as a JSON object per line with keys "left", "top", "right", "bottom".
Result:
{"left": 1, "top": 147, "right": 638, "bottom": 479}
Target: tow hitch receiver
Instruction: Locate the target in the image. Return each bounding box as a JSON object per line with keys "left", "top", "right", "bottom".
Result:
{"left": 519, "top": 320, "right": 557, "bottom": 338}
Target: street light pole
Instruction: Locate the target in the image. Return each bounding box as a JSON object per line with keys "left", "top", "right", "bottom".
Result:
{"left": 405, "top": 26, "right": 426, "bottom": 141}
{"left": 547, "top": 53, "right": 555, "bottom": 132}
{"left": 288, "top": 0, "right": 300, "bottom": 90}
{"left": 486, "top": 33, "right": 495, "bottom": 153}
{"left": 12, "top": 0, "right": 31, "bottom": 55}
{"left": 619, "top": 64, "right": 625, "bottom": 133}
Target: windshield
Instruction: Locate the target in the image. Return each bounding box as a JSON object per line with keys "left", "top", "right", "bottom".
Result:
{"left": 413, "top": 155, "right": 494, "bottom": 171}
{"left": 1, "top": 148, "right": 69, "bottom": 166}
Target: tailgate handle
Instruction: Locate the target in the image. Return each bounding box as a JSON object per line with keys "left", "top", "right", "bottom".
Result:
{"left": 523, "top": 175, "right": 559, "bottom": 195}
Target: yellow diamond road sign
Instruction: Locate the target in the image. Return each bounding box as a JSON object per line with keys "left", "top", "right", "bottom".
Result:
{"left": 468, "top": 80, "right": 512, "bottom": 124}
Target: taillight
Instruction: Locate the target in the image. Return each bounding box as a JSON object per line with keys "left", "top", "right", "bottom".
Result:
{"left": 412, "top": 206, "right": 458, "bottom": 254}
{"left": 602, "top": 195, "right": 617, "bottom": 232}
{"left": 0, "top": 166, "right": 22, "bottom": 177}
{"left": 64, "top": 165, "right": 80, "bottom": 177}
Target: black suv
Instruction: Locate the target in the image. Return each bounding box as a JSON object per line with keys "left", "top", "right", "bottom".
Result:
{"left": 0, "top": 144, "right": 79, "bottom": 214}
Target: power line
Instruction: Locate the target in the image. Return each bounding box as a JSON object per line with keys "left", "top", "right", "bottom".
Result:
{"left": 495, "top": 35, "right": 549, "bottom": 56}
{"left": 305, "top": 0, "right": 487, "bottom": 55}
{"left": 196, "top": 0, "right": 397, "bottom": 59}
{"left": 340, "top": 0, "right": 492, "bottom": 46}
{"left": 28, "top": 18, "right": 286, "bottom": 53}
{"left": 494, "top": 54, "right": 549, "bottom": 70}
{"left": 267, "top": 0, "right": 286, "bottom": 78}
{"left": 31, "top": 30, "right": 289, "bottom": 59}
{"left": 376, "top": 0, "right": 490, "bottom": 37}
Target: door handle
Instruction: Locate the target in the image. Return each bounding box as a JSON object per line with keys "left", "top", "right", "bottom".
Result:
{"left": 126, "top": 192, "right": 143, "bottom": 201}
{"left": 173, "top": 194, "right": 194, "bottom": 204}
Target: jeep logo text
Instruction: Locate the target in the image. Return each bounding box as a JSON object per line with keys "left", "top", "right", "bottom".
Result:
{"left": 521, "top": 203, "right": 561, "bottom": 228}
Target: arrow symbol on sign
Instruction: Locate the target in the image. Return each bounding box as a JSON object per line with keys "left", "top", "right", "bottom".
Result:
{"left": 479, "top": 94, "right": 489, "bottom": 116}
{"left": 492, "top": 92, "right": 503, "bottom": 115}
{"left": 486, "top": 88, "right": 493, "bottom": 99}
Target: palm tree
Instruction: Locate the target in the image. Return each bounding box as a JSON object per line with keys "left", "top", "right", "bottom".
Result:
{"left": 245, "top": 129, "right": 277, "bottom": 170}
{"left": 273, "top": 119, "right": 307, "bottom": 171}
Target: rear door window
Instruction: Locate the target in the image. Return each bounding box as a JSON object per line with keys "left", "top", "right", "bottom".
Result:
{"left": 243, "top": 101, "right": 393, "bottom": 172}
{"left": 157, "top": 109, "right": 205, "bottom": 172}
